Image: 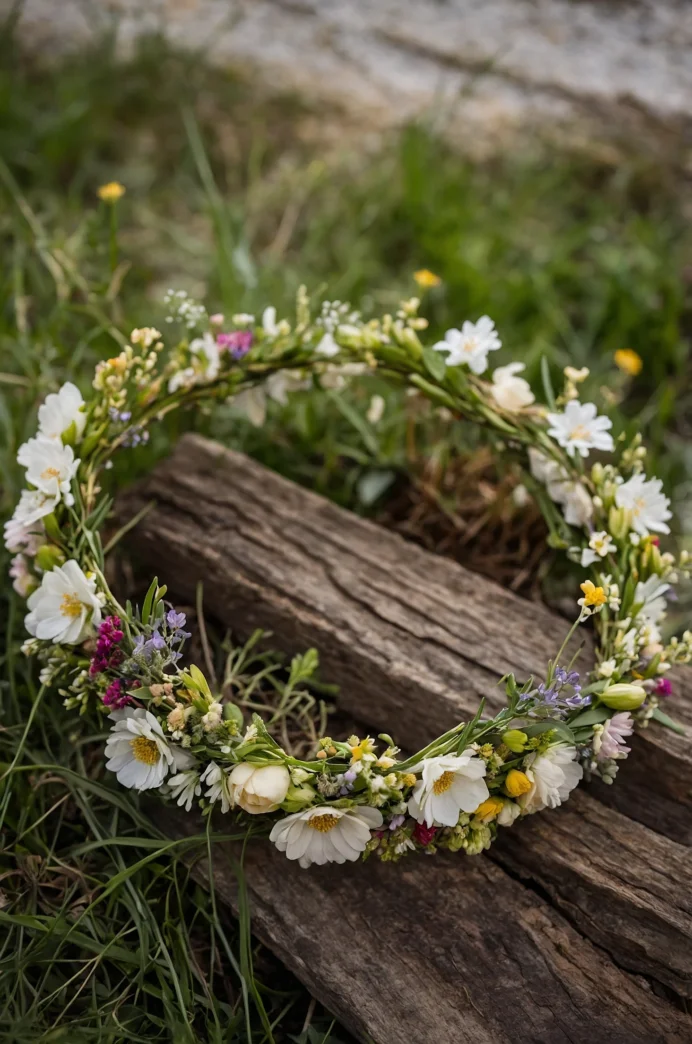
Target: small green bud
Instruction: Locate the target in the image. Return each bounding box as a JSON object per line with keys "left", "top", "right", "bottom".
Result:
{"left": 501, "top": 729, "right": 528, "bottom": 753}
{"left": 35, "top": 544, "right": 66, "bottom": 572}
{"left": 60, "top": 420, "right": 79, "bottom": 447}
{"left": 608, "top": 506, "right": 632, "bottom": 542}
{"left": 600, "top": 683, "right": 647, "bottom": 710}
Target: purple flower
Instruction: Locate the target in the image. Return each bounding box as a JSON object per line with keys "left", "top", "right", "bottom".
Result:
{"left": 90, "top": 615, "right": 124, "bottom": 675}
{"left": 388, "top": 814, "right": 406, "bottom": 831}
{"left": 655, "top": 678, "right": 672, "bottom": 698}
{"left": 217, "top": 330, "right": 253, "bottom": 359}
{"left": 167, "top": 609, "right": 187, "bottom": 630}
{"left": 531, "top": 666, "right": 590, "bottom": 718}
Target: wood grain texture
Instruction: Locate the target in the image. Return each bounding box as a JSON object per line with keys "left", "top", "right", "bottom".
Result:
{"left": 161, "top": 808, "right": 691, "bottom": 1044}
{"left": 117, "top": 435, "right": 692, "bottom": 1030}
{"left": 118, "top": 433, "right": 692, "bottom": 821}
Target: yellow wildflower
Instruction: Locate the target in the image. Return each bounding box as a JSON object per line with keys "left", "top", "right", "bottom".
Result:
{"left": 401, "top": 773, "right": 417, "bottom": 789}
{"left": 413, "top": 269, "right": 441, "bottom": 289}
{"left": 614, "top": 348, "right": 643, "bottom": 377}
{"left": 505, "top": 769, "right": 532, "bottom": 798}
{"left": 98, "top": 181, "right": 126, "bottom": 204}
{"left": 579, "top": 579, "right": 607, "bottom": 608}
{"left": 474, "top": 796, "right": 505, "bottom": 822}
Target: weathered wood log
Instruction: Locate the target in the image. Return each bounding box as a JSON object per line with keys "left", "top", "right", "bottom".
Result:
{"left": 117, "top": 435, "right": 692, "bottom": 1034}
{"left": 162, "top": 808, "right": 691, "bottom": 1044}
{"left": 118, "top": 433, "right": 692, "bottom": 840}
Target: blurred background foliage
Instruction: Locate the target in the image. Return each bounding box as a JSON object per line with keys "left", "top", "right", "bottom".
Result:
{"left": 1, "top": 22, "right": 691, "bottom": 1043}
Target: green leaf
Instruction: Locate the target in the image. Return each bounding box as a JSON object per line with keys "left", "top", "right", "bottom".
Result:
{"left": 568, "top": 704, "right": 610, "bottom": 729}
{"left": 422, "top": 343, "right": 447, "bottom": 382}
{"left": 141, "top": 575, "right": 158, "bottom": 625}
{"left": 652, "top": 707, "right": 686, "bottom": 736}
{"left": 540, "top": 355, "right": 556, "bottom": 411}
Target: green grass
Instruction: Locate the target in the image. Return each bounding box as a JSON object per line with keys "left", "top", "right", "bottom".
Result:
{"left": 1, "top": 23, "right": 691, "bottom": 1043}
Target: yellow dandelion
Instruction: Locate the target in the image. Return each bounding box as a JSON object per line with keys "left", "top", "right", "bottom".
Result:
{"left": 614, "top": 349, "right": 642, "bottom": 377}
{"left": 98, "top": 181, "right": 126, "bottom": 204}
{"left": 413, "top": 269, "right": 441, "bottom": 289}
{"left": 579, "top": 580, "right": 607, "bottom": 608}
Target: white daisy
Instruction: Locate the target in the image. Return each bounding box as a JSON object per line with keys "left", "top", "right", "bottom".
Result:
{"left": 546, "top": 401, "right": 614, "bottom": 458}
{"left": 17, "top": 435, "right": 80, "bottom": 507}
{"left": 490, "top": 362, "right": 535, "bottom": 411}
{"left": 201, "top": 760, "right": 234, "bottom": 813}
{"left": 38, "top": 381, "right": 86, "bottom": 441}
{"left": 432, "top": 316, "right": 501, "bottom": 375}
{"left": 25, "top": 559, "right": 103, "bottom": 644}
{"left": 528, "top": 449, "right": 593, "bottom": 527}
{"left": 588, "top": 530, "right": 617, "bottom": 558}
{"left": 168, "top": 769, "right": 202, "bottom": 812}
{"left": 634, "top": 575, "right": 669, "bottom": 624}
{"left": 4, "top": 491, "right": 52, "bottom": 552}
{"left": 105, "top": 708, "right": 194, "bottom": 791}
{"left": 407, "top": 750, "right": 489, "bottom": 828}
{"left": 228, "top": 762, "right": 291, "bottom": 814}
{"left": 269, "top": 805, "right": 383, "bottom": 868}
{"left": 519, "top": 744, "right": 582, "bottom": 814}
{"left": 615, "top": 473, "right": 671, "bottom": 536}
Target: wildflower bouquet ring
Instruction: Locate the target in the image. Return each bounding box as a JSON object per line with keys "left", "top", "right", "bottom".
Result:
{"left": 8, "top": 287, "right": 690, "bottom": 868}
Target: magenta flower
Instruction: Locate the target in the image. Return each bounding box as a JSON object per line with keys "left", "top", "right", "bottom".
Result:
{"left": 217, "top": 330, "right": 253, "bottom": 360}
{"left": 412, "top": 822, "right": 438, "bottom": 847}
{"left": 655, "top": 678, "right": 672, "bottom": 698}
{"left": 90, "top": 615, "right": 124, "bottom": 675}
{"left": 103, "top": 678, "right": 132, "bottom": 709}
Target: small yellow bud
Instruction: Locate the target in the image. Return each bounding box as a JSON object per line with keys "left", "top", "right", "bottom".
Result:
{"left": 316, "top": 750, "right": 328, "bottom": 760}
{"left": 401, "top": 773, "right": 417, "bottom": 789}
{"left": 505, "top": 769, "right": 532, "bottom": 798}
{"left": 600, "top": 683, "right": 647, "bottom": 710}
{"left": 474, "top": 796, "right": 505, "bottom": 822}
{"left": 501, "top": 730, "right": 528, "bottom": 754}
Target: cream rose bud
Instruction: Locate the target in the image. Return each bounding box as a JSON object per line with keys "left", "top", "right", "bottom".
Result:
{"left": 228, "top": 762, "right": 291, "bottom": 814}
{"left": 490, "top": 363, "right": 535, "bottom": 411}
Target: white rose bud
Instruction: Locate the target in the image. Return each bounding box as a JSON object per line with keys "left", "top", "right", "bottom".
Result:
{"left": 228, "top": 763, "right": 291, "bottom": 814}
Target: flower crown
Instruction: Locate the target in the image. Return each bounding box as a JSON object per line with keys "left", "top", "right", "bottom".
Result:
{"left": 7, "top": 289, "right": 690, "bottom": 869}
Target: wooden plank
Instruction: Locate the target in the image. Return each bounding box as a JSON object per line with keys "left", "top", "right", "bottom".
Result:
{"left": 118, "top": 433, "right": 692, "bottom": 831}
{"left": 162, "top": 808, "right": 691, "bottom": 1044}
{"left": 116, "top": 435, "right": 692, "bottom": 1026}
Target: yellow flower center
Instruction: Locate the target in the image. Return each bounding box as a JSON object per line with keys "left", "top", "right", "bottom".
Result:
{"left": 307, "top": 813, "right": 341, "bottom": 833}
{"left": 569, "top": 424, "right": 590, "bottom": 441}
{"left": 432, "top": 770, "right": 456, "bottom": 795}
{"left": 463, "top": 338, "right": 478, "bottom": 354}
{"left": 60, "top": 592, "right": 83, "bottom": 618}
{"left": 130, "top": 736, "right": 160, "bottom": 765}
{"left": 633, "top": 497, "right": 646, "bottom": 517}
{"left": 41, "top": 466, "right": 61, "bottom": 480}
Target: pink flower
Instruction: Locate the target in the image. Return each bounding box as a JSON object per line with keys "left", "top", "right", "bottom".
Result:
{"left": 596, "top": 712, "right": 633, "bottom": 761}
{"left": 217, "top": 330, "right": 253, "bottom": 359}
{"left": 655, "top": 678, "right": 672, "bottom": 698}
{"left": 412, "top": 822, "right": 438, "bottom": 847}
